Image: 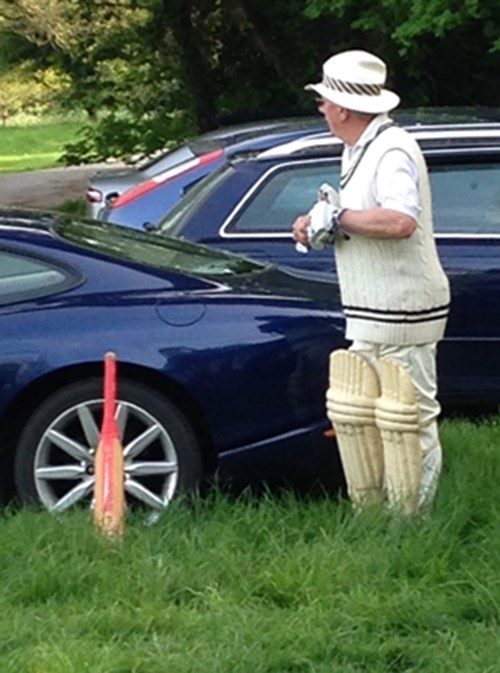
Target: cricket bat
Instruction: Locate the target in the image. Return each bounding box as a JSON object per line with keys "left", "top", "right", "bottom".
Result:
{"left": 93, "top": 351, "right": 126, "bottom": 538}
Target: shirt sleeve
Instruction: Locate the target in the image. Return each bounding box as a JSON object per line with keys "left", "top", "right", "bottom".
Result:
{"left": 374, "top": 149, "right": 421, "bottom": 219}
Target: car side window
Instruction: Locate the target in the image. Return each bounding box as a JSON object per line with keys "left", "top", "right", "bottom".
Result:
{"left": 228, "top": 163, "right": 341, "bottom": 233}
{"left": 430, "top": 162, "right": 500, "bottom": 234}
{"left": 0, "top": 250, "right": 72, "bottom": 305}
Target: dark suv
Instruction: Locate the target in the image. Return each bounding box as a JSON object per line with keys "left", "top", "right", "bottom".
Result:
{"left": 157, "top": 119, "right": 500, "bottom": 408}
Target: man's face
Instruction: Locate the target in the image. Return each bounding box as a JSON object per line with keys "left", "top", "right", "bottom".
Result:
{"left": 317, "top": 98, "right": 344, "bottom": 137}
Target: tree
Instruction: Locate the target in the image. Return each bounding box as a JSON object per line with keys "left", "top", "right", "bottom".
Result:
{"left": 303, "top": 0, "right": 500, "bottom": 107}
{"left": 0, "top": 0, "right": 328, "bottom": 160}
{"left": 2, "top": 0, "right": 500, "bottom": 163}
{"left": 0, "top": 62, "right": 69, "bottom": 124}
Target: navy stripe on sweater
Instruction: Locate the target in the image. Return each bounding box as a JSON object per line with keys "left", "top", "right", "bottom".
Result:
{"left": 343, "top": 303, "right": 450, "bottom": 324}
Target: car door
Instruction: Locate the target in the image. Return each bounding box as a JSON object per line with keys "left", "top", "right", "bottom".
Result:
{"left": 428, "top": 150, "right": 500, "bottom": 405}
{"left": 218, "top": 147, "right": 500, "bottom": 406}
{"left": 219, "top": 159, "right": 343, "bottom": 272}
{"left": 171, "top": 137, "right": 500, "bottom": 407}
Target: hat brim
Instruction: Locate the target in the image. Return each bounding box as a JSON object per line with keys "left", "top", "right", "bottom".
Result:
{"left": 305, "top": 82, "right": 400, "bottom": 114}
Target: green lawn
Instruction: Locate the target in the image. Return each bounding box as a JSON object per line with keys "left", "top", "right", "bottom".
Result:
{"left": 1, "top": 416, "right": 500, "bottom": 672}
{"left": 0, "top": 121, "right": 81, "bottom": 173}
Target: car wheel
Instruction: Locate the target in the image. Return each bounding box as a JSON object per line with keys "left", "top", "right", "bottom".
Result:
{"left": 14, "top": 378, "right": 202, "bottom": 522}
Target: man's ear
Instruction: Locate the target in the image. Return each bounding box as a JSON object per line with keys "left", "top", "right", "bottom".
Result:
{"left": 339, "top": 107, "right": 350, "bottom": 122}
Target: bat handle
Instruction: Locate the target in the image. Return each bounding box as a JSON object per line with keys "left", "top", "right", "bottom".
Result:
{"left": 102, "top": 351, "right": 117, "bottom": 437}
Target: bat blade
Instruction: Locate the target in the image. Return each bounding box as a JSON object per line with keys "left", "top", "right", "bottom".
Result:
{"left": 93, "top": 352, "right": 125, "bottom": 538}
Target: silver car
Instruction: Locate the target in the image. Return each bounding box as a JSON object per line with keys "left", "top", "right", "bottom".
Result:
{"left": 85, "top": 117, "right": 326, "bottom": 219}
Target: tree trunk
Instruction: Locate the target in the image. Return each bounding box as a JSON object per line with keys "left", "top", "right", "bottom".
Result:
{"left": 168, "top": 2, "right": 218, "bottom": 132}
{"left": 222, "top": 0, "right": 287, "bottom": 80}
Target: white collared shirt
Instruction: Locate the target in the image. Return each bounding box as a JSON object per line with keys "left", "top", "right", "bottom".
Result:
{"left": 342, "top": 114, "right": 421, "bottom": 220}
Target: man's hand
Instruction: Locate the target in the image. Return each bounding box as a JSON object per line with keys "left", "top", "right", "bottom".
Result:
{"left": 292, "top": 183, "right": 343, "bottom": 253}
{"left": 293, "top": 214, "right": 311, "bottom": 252}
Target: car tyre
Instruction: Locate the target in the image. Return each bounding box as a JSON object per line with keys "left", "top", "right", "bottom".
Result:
{"left": 14, "top": 378, "right": 202, "bottom": 520}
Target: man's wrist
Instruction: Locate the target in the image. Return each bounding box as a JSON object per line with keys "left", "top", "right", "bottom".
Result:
{"left": 334, "top": 207, "right": 347, "bottom": 225}
{"left": 331, "top": 207, "right": 349, "bottom": 239}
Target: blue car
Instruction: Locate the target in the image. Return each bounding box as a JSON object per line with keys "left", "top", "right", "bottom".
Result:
{"left": 102, "top": 118, "right": 328, "bottom": 229}
{"left": 148, "top": 120, "right": 500, "bottom": 410}
{"left": 0, "top": 210, "right": 345, "bottom": 519}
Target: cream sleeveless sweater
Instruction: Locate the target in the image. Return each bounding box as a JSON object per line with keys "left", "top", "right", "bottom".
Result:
{"left": 336, "top": 125, "right": 450, "bottom": 345}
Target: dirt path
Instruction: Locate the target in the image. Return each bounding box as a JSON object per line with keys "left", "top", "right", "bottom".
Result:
{"left": 0, "top": 164, "right": 122, "bottom": 210}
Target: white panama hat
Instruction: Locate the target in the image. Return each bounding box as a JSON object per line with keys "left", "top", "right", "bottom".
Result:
{"left": 305, "top": 50, "right": 400, "bottom": 114}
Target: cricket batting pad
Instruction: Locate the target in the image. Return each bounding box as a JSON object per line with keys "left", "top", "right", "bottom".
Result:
{"left": 375, "top": 357, "right": 422, "bottom": 515}
{"left": 326, "top": 349, "right": 384, "bottom": 506}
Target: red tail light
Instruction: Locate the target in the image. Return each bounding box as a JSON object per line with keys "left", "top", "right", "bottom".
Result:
{"left": 86, "top": 188, "right": 103, "bottom": 203}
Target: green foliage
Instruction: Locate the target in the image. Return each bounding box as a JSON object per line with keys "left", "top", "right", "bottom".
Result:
{"left": 60, "top": 109, "right": 196, "bottom": 164}
{"left": 0, "top": 62, "right": 70, "bottom": 124}
{"left": 0, "top": 27, "right": 36, "bottom": 71}
{"left": 303, "top": 0, "right": 500, "bottom": 107}
{"left": 55, "top": 198, "right": 87, "bottom": 216}
{"left": 2, "top": 0, "right": 500, "bottom": 161}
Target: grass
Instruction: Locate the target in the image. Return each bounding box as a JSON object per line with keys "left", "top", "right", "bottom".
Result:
{"left": 55, "top": 198, "right": 88, "bottom": 216}
{"left": 2, "top": 416, "right": 500, "bottom": 672}
{"left": 1, "top": 118, "right": 499, "bottom": 670}
{"left": 0, "top": 120, "right": 81, "bottom": 173}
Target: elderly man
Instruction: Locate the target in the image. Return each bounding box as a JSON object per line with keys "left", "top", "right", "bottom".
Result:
{"left": 293, "top": 50, "right": 450, "bottom": 513}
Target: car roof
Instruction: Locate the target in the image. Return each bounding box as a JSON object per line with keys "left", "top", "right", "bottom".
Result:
{"left": 120, "top": 116, "right": 329, "bottom": 179}
{"left": 189, "top": 116, "right": 327, "bottom": 147}
{"left": 257, "top": 121, "right": 500, "bottom": 160}
{"left": 108, "top": 124, "right": 332, "bottom": 213}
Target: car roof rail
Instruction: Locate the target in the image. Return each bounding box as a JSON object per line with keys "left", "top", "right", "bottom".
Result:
{"left": 258, "top": 124, "right": 500, "bottom": 160}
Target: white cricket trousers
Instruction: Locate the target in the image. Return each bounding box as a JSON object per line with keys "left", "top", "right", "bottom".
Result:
{"left": 349, "top": 340, "right": 442, "bottom": 508}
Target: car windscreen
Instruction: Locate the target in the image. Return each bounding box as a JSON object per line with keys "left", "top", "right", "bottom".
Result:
{"left": 53, "top": 215, "right": 261, "bottom": 277}
{"left": 139, "top": 144, "right": 196, "bottom": 178}
{"left": 137, "top": 122, "right": 297, "bottom": 178}
{"left": 158, "top": 163, "right": 236, "bottom": 237}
